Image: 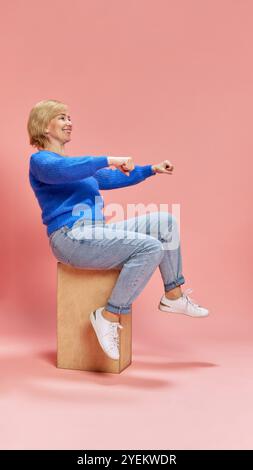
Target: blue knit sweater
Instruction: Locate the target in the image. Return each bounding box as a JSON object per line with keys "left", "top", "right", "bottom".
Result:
{"left": 29, "top": 150, "right": 156, "bottom": 237}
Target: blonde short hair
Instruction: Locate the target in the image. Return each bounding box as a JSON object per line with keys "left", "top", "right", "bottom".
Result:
{"left": 27, "top": 99, "right": 68, "bottom": 150}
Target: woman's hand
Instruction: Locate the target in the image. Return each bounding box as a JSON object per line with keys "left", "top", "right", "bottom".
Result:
{"left": 151, "top": 160, "right": 174, "bottom": 175}
{"left": 107, "top": 156, "right": 135, "bottom": 176}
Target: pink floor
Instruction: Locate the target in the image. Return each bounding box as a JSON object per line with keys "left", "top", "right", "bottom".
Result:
{"left": 1, "top": 330, "right": 252, "bottom": 450}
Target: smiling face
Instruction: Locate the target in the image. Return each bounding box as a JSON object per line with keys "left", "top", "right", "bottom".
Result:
{"left": 44, "top": 108, "right": 73, "bottom": 145}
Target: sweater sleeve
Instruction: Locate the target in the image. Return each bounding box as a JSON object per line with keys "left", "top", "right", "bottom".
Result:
{"left": 93, "top": 164, "right": 156, "bottom": 190}
{"left": 30, "top": 152, "right": 109, "bottom": 184}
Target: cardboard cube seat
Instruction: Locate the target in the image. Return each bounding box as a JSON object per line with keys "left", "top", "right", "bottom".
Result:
{"left": 56, "top": 262, "right": 132, "bottom": 373}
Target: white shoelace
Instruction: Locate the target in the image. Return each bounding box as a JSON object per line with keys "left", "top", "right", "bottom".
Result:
{"left": 182, "top": 288, "right": 201, "bottom": 308}
{"left": 105, "top": 322, "right": 123, "bottom": 351}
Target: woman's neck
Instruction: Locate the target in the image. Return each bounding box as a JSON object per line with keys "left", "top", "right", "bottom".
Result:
{"left": 40, "top": 144, "right": 66, "bottom": 156}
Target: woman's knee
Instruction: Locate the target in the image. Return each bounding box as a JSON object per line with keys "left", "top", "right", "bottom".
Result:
{"left": 141, "top": 237, "right": 164, "bottom": 260}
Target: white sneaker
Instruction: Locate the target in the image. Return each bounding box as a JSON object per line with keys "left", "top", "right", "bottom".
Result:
{"left": 159, "top": 288, "right": 209, "bottom": 317}
{"left": 90, "top": 307, "right": 123, "bottom": 360}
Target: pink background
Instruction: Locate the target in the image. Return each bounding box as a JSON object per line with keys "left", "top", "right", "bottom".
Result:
{"left": 1, "top": 0, "right": 252, "bottom": 450}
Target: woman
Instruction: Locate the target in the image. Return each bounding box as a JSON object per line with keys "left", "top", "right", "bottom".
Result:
{"left": 27, "top": 99, "right": 209, "bottom": 361}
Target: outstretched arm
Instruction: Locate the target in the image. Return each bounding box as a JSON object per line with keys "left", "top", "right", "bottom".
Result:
{"left": 29, "top": 151, "right": 109, "bottom": 184}
{"left": 94, "top": 164, "right": 156, "bottom": 190}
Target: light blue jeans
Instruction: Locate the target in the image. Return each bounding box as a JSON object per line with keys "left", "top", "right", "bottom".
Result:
{"left": 49, "top": 211, "right": 185, "bottom": 314}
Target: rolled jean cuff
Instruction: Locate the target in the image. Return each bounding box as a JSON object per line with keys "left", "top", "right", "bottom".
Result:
{"left": 164, "top": 275, "right": 186, "bottom": 291}
{"left": 106, "top": 302, "right": 132, "bottom": 315}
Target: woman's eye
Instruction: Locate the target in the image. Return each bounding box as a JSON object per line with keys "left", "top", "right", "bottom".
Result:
{"left": 59, "top": 116, "right": 71, "bottom": 121}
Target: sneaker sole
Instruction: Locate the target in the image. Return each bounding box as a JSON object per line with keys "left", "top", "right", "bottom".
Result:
{"left": 159, "top": 303, "right": 209, "bottom": 318}
{"left": 90, "top": 311, "right": 119, "bottom": 360}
